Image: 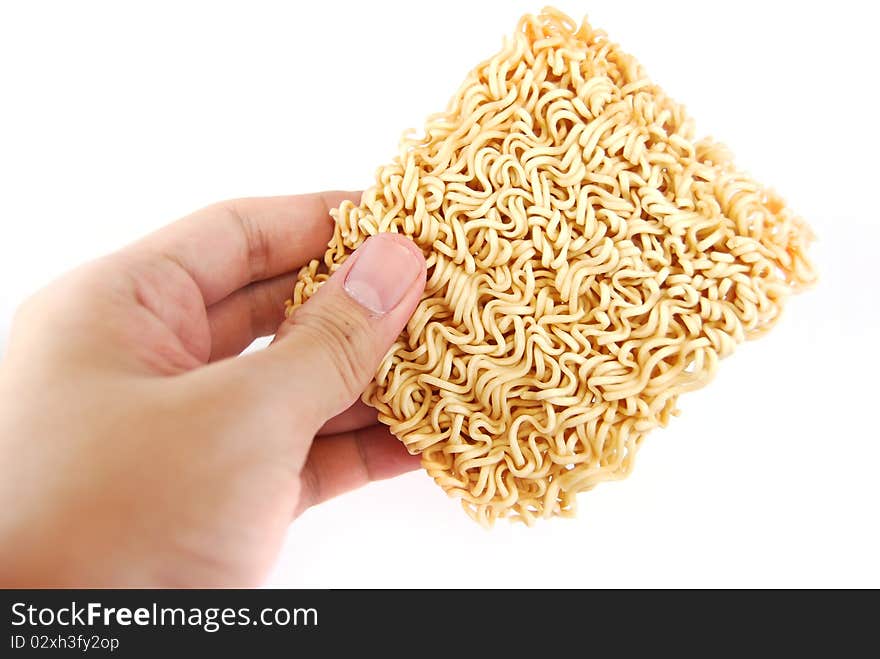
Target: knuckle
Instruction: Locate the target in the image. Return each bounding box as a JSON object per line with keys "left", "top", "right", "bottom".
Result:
{"left": 15, "top": 265, "right": 95, "bottom": 324}
{"left": 7, "top": 265, "right": 106, "bottom": 357}
{"left": 220, "top": 199, "right": 273, "bottom": 281}
{"left": 293, "top": 302, "right": 376, "bottom": 404}
{"left": 353, "top": 429, "right": 376, "bottom": 482}
{"left": 247, "top": 281, "right": 283, "bottom": 338}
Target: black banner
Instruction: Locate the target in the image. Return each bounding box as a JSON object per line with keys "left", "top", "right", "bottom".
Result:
{"left": 0, "top": 588, "right": 871, "bottom": 655}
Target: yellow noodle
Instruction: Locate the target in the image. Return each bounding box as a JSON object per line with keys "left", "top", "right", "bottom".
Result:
{"left": 287, "top": 7, "right": 816, "bottom": 525}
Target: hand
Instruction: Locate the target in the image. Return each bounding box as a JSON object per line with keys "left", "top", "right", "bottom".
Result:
{"left": 0, "top": 192, "right": 427, "bottom": 587}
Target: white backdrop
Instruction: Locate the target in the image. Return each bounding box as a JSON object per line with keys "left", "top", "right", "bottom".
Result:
{"left": 2, "top": 0, "right": 878, "bottom": 588}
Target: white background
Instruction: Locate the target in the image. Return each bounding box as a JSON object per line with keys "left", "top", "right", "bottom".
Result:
{"left": 2, "top": 0, "right": 878, "bottom": 588}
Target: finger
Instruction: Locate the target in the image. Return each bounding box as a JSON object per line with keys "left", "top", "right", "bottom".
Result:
{"left": 128, "top": 191, "right": 359, "bottom": 305}
{"left": 234, "top": 232, "right": 427, "bottom": 435}
{"left": 295, "top": 424, "right": 422, "bottom": 516}
{"left": 206, "top": 271, "right": 298, "bottom": 361}
{"left": 318, "top": 400, "right": 378, "bottom": 436}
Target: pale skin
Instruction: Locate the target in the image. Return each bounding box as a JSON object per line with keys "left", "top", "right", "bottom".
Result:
{"left": 0, "top": 191, "right": 427, "bottom": 587}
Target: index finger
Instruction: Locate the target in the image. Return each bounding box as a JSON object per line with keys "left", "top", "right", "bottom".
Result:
{"left": 129, "top": 191, "right": 359, "bottom": 305}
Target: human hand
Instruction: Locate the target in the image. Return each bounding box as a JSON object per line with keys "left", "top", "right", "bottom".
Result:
{"left": 0, "top": 192, "right": 427, "bottom": 587}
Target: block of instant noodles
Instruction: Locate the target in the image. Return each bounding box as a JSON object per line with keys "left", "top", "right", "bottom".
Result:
{"left": 287, "top": 7, "right": 815, "bottom": 525}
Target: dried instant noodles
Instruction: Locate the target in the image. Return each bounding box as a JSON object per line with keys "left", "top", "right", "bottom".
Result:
{"left": 287, "top": 7, "right": 815, "bottom": 525}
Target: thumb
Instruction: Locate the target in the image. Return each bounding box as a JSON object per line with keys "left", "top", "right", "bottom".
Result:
{"left": 245, "top": 232, "right": 426, "bottom": 430}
